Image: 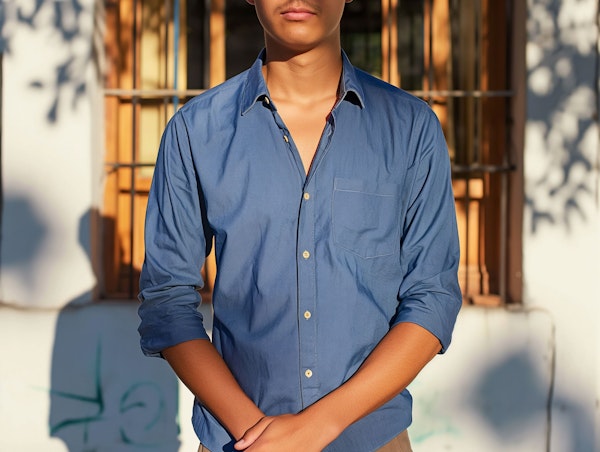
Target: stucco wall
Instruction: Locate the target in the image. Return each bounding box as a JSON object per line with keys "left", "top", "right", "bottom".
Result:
{"left": 0, "top": 302, "right": 193, "bottom": 451}
{"left": 0, "top": 0, "right": 100, "bottom": 308}
{"left": 410, "top": 307, "right": 555, "bottom": 451}
{"left": 522, "top": 0, "right": 600, "bottom": 450}
{"left": 0, "top": 302, "right": 559, "bottom": 452}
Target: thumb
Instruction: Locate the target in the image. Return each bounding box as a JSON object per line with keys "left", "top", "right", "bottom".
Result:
{"left": 234, "top": 416, "right": 272, "bottom": 450}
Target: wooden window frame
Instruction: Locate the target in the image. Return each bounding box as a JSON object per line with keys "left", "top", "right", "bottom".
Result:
{"left": 381, "top": 0, "right": 524, "bottom": 305}
{"left": 101, "top": 0, "right": 524, "bottom": 304}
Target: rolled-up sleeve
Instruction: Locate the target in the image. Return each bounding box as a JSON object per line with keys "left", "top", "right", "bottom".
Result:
{"left": 138, "top": 112, "right": 211, "bottom": 357}
{"left": 391, "top": 109, "right": 462, "bottom": 353}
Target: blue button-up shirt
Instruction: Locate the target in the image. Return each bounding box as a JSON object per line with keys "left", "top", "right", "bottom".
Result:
{"left": 138, "top": 52, "right": 461, "bottom": 452}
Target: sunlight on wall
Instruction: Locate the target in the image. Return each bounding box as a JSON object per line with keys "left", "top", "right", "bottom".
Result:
{"left": 524, "top": 2, "right": 600, "bottom": 450}
{"left": 525, "top": 0, "right": 598, "bottom": 233}
{"left": 0, "top": 0, "right": 99, "bottom": 307}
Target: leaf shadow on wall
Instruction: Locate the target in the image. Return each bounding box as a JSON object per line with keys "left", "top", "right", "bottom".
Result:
{"left": 49, "top": 209, "right": 181, "bottom": 451}
{"left": 0, "top": 195, "right": 48, "bottom": 295}
{"left": 525, "top": 5, "right": 599, "bottom": 235}
{"left": 0, "top": 0, "right": 103, "bottom": 124}
{"left": 469, "top": 349, "right": 595, "bottom": 452}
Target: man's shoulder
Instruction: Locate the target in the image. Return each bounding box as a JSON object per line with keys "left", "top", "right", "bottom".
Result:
{"left": 352, "top": 66, "right": 432, "bottom": 114}
{"left": 178, "top": 69, "right": 251, "bottom": 117}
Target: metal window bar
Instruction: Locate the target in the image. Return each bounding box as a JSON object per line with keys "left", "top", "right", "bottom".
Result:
{"left": 419, "top": 0, "right": 516, "bottom": 304}
{"left": 105, "top": 0, "right": 516, "bottom": 301}
{"left": 103, "top": 0, "right": 195, "bottom": 299}
{"left": 128, "top": 0, "right": 139, "bottom": 299}
{"left": 104, "top": 88, "right": 206, "bottom": 98}
{"left": 112, "top": 0, "right": 181, "bottom": 298}
{"left": 500, "top": 0, "right": 515, "bottom": 303}
{"left": 105, "top": 88, "right": 516, "bottom": 303}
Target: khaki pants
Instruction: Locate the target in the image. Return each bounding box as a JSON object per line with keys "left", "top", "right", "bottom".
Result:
{"left": 198, "top": 429, "right": 412, "bottom": 452}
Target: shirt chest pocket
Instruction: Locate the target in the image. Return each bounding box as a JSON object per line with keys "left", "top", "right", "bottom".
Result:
{"left": 332, "top": 178, "right": 401, "bottom": 259}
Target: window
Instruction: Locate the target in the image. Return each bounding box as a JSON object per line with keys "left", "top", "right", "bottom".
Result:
{"left": 414, "top": 0, "right": 522, "bottom": 305}
{"left": 103, "top": 0, "right": 207, "bottom": 298}
{"left": 102, "top": 0, "right": 523, "bottom": 304}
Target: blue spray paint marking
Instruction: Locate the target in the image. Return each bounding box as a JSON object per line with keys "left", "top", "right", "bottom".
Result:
{"left": 49, "top": 339, "right": 172, "bottom": 448}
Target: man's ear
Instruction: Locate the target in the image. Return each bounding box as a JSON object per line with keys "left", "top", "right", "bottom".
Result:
{"left": 246, "top": 0, "right": 255, "bottom": 5}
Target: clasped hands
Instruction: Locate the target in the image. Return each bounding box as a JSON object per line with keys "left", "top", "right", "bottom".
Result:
{"left": 234, "top": 412, "right": 337, "bottom": 452}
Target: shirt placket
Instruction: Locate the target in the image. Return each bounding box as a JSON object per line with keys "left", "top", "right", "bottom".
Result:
{"left": 270, "top": 99, "right": 336, "bottom": 407}
{"left": 296, "top": 178, "right": 319, "bottom": 405}
{"left": 296, "top": 118, "right": 336, "bottom": 407}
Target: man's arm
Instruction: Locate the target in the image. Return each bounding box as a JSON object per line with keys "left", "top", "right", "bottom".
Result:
{"left": 235, "top": 322, "right": 440, "bottom": 451}
{"left": 162, "top": 339, "right": 265, "bottom": 440}
{"left": 139, "top": 112, "right": 264, "bottom": 440}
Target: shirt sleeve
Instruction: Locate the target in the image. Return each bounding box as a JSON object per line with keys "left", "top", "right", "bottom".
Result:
{"left": 138, "top": 111, "right": 212, "bottom": 358}
{"left": 391, "top": 107, "right": 462, "bottom": 353}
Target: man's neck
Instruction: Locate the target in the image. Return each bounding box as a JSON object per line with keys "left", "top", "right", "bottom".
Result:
{"left": 262, "top": 43, "right": 343, "bottom": 105}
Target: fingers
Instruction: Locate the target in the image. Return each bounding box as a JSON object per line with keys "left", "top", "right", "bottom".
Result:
{"left": 234, "top": 416, "right": 273, "bottom": 450}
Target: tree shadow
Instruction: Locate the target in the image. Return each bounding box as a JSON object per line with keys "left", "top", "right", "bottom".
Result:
{"left": 48, "top": 209, "right": 181, "bottom": 451}
{"left": 470, "top": 349, "right": 595, "bottom": 451}
{"left": 0, "top": 0, "right": 103, "bottom": 124}
{"left": 49, "top": 301, "right": 181, "bottom": 451}
{"left": 0, "top": 194, "right": 49, "bottom": 300}
{"left": 525, "top": 3, "right": 599, "bottom": 234}
{"left": 0, "top": 193, "right": 47, "bottom": 267}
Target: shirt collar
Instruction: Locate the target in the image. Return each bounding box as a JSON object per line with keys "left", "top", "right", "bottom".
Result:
{"left": 338, "top": 51, "right": 365, "bottom": 109}
{"left": 240, "top": 49, "right": 366, "bottom": 116}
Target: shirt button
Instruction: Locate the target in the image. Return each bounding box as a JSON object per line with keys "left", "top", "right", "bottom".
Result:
{"left": 264, "top": 97, "right": 270, "bottom": 105}
{"left": 305, "top": 369, "right": 313, "bottom": 378}
{"left": 304, "top": 310, "right": 312, "bottom": 319}
{"left": 303, "top": 192, "right": 310, "bottom": 200}
{"left": 283, "top": 135, "right": 289, "bottom": 143}
{"left": 302, "top": 250, "right": 310, "bottom": 259}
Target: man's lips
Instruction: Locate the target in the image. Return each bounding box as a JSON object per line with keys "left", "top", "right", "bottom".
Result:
{"left": 281, "top": 8, "right": 316, "bottom": 20}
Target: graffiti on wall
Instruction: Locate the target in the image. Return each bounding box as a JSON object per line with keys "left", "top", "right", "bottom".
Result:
{"left": 50, "top": 304, "right": 180, "bottom": 451}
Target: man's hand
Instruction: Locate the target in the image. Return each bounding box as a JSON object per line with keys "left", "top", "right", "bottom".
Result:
{"left": 236, "top": 323, "right": 440, "bottom": 450}
{"left": 234, "top": 412, "right": 338, "bottom": 451}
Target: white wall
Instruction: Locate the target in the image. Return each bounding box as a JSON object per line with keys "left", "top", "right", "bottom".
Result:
{"left": 523, "top": 0, "right": 600, "bottom": 450}
{"left": 0, "top": 302, "right": 192, "bottom": 452}
{"left": 1, "top": 0, "right": 98, "bottom": 308}
{"left": 410, "top": 307, "right": 555, "bottom": 452}
{"left": 0, "top": 0, "right": 598, "bottom": 451}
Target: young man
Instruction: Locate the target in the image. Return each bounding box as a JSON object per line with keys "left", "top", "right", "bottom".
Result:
{"left": 138, "top": 0, "right": 462, "bottom": 451}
